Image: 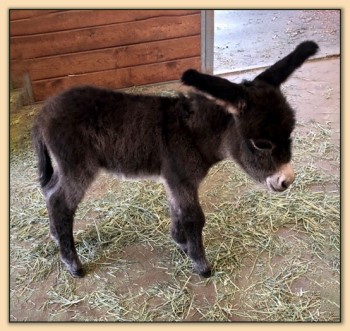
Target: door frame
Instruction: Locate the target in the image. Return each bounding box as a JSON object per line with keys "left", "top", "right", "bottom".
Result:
{"left": 201, "top": 10, "right": 214, "bottom": 74}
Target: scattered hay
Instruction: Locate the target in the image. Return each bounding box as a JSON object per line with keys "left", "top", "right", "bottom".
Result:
{"left": 10, "top": 110, "right": 340, "bottom": 321}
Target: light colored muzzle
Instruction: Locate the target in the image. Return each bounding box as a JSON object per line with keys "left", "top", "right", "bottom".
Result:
{"left": 266, "top": 163, "right": 295, "bottom": 192}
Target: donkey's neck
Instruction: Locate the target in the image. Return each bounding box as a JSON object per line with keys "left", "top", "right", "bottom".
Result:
{"left": 185, "top": 93, "right": 236, "bottom": 167}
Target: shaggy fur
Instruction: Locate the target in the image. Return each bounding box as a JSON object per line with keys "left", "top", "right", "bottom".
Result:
{"left": 32, "top": 41, "right": 318, "bottom": 278}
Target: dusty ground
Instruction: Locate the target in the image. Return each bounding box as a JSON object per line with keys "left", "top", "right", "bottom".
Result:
{"left": 9, "top": 10, "right": 340, "bottom": 321}
{"left": 9, "top": 57, "right": 340, "bottom": 322}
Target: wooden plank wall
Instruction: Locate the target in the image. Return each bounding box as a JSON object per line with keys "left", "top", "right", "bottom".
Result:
{"left": 10, "top": 10, "right": 201, "bottom": 101}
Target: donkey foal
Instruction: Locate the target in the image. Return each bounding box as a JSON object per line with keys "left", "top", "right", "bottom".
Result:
{"left": 32, "top": 41, "right": 318, "bottom": 278}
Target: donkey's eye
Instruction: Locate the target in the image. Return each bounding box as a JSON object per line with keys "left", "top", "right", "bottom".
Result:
{"left": 250, "top": 139, "right": 274, "bottom": 152}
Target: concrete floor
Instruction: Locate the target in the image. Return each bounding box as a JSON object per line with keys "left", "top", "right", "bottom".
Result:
{"left": 214, "top": 10, "right": 340, "bottom": 74}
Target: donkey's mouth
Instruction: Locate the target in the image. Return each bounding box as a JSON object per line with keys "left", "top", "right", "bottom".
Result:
{"left": 266, "top": 179, "right": 285, "bottom": 193}
{"left": 266, "top": 164, "right": 295, "bottom": 193}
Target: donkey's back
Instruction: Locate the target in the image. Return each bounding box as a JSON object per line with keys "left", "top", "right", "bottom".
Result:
{"left": 35, "top": 86, "right": 189, "bottom": 179}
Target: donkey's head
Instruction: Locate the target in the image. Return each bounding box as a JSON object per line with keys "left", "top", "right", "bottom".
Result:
{"left": 182, "top": 41, "right": 319, "bottom": 192}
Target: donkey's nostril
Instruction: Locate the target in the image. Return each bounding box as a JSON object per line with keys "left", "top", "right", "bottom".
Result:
{"left": 281, "top": 180, "right": 288, "bottom": 189}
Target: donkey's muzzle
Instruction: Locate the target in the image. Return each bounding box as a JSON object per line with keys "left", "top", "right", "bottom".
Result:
{"left": 266, "top": 163, "right": 295, "bottom": 192}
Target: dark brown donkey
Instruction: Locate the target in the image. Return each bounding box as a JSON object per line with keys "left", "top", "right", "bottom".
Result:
{"left": 32, "top": 41, "right": 318, "bottom": 278}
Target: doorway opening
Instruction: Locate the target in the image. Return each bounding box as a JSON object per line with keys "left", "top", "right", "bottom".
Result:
{"left": 203, "top": 10, "right": 340, "bottom": 75}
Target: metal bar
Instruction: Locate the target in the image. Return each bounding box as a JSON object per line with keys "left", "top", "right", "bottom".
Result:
{"left": 201, "top": 10, "right": 214, "bottom": 74}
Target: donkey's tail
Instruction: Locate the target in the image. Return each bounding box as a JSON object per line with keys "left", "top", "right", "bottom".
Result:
{"left": 32, "top": 122, "right": 53, "bottom": 188}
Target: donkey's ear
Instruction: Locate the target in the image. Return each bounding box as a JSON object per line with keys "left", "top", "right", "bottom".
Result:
{"left": 254, "top": 41, "right": 319, "bottom": 87}
{"left": 181, "top": 69, "right": 247, "bottom": 115}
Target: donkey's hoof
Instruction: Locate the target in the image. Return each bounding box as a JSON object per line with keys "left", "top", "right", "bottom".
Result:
{"left": 70, "top": 267, "right": 85, "bottom": 278}
{"left": 193, "top": 262, "right": 212, "bottom": 278}
{"left": 199, "top": 268, "right": 213, "bottom": 278}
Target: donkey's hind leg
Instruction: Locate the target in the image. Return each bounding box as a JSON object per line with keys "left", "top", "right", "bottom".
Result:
{"left": 42, "top": 172, "right": 60, "bottom": 244}
{"left": 45, "top": 173, "right": 94, "bottom": 277}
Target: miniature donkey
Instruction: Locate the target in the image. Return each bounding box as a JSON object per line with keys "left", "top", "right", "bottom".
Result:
{"left": 32, "top": 41, "right": 318, "bottom": 278}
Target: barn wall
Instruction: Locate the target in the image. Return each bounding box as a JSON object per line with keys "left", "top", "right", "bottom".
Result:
{"left": 10, "top": 10, "right": 201, "bottom": 101}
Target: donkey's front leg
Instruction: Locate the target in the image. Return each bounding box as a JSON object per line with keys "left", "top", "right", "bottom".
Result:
{"left": 166, "top": 184, "right": 212, "bottom": 277}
